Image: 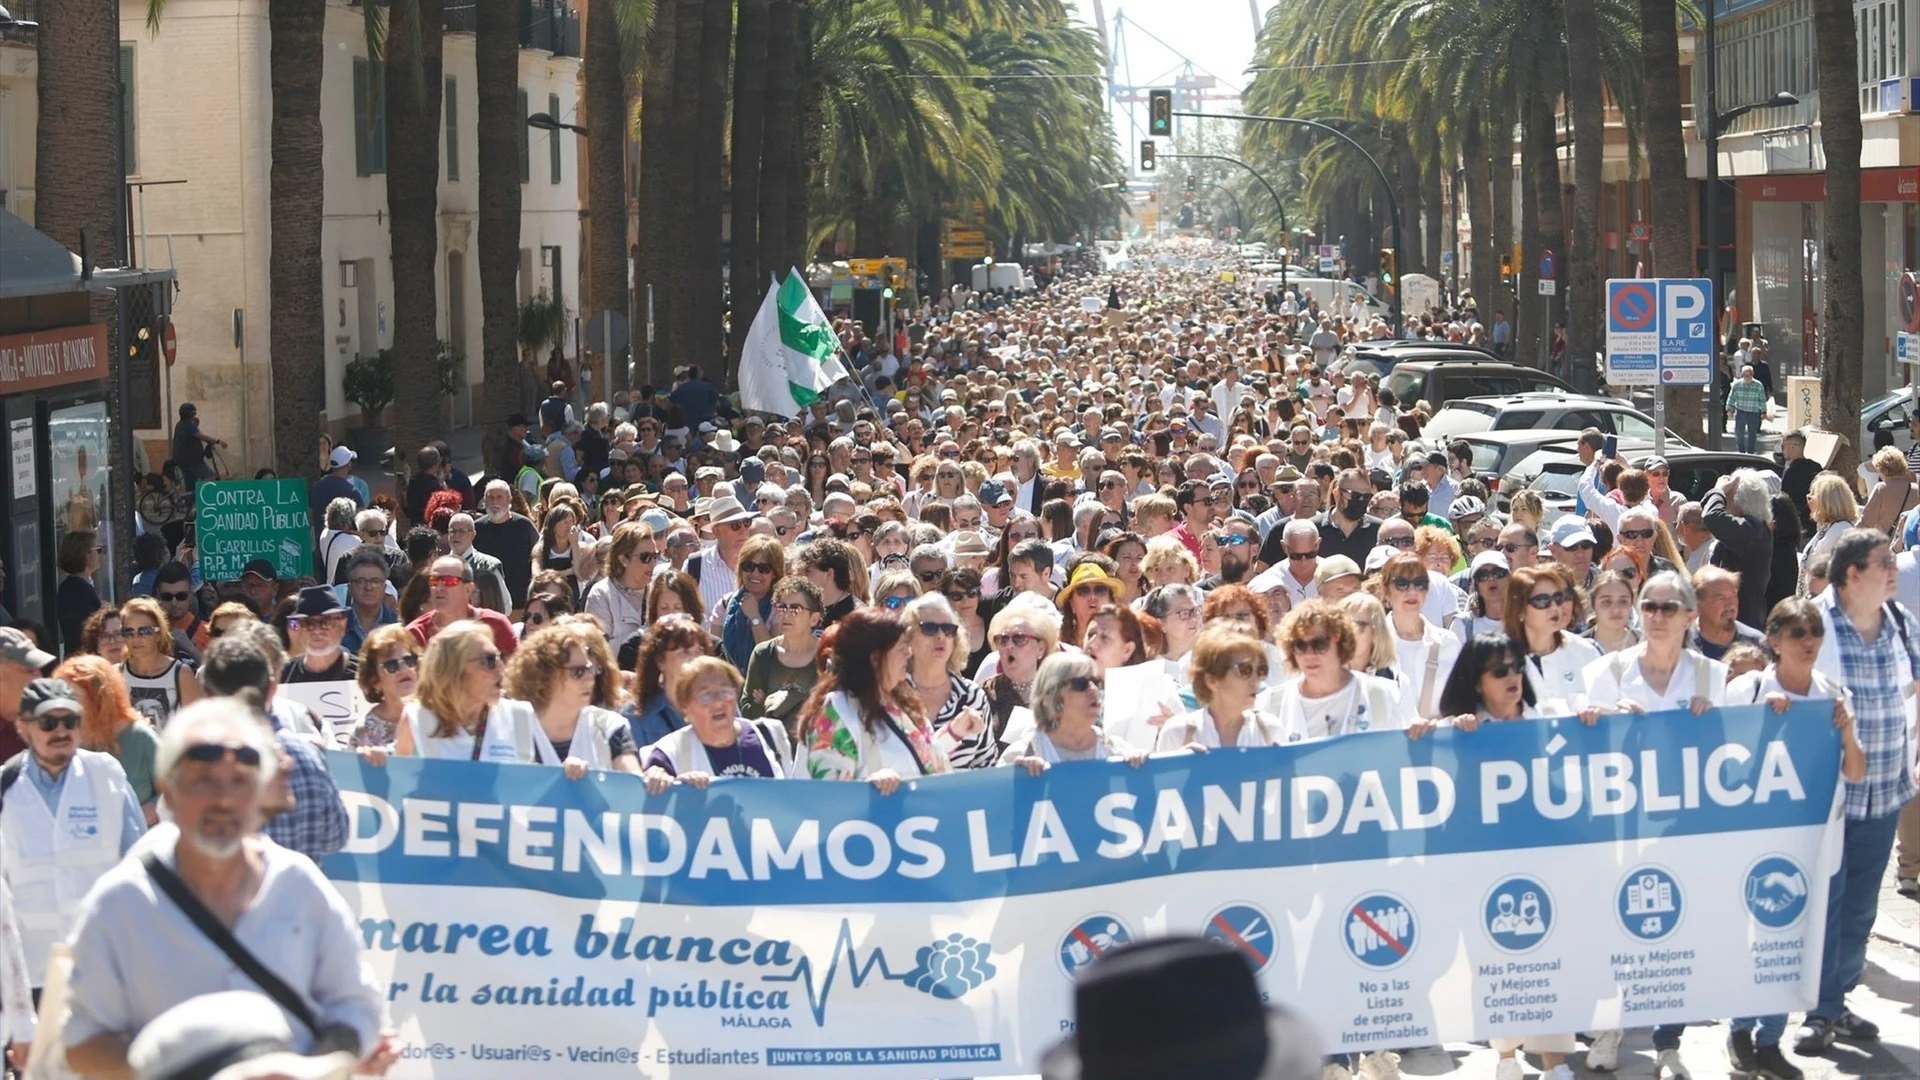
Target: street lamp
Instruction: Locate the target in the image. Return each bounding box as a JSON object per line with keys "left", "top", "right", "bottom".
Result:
{"left": 526, "top": 112, "right": 588, "bottom": 136}
{"left": 1702, "top": 0, "right": 1799, "bottom": 445}
{"left": 0, "top": 4, "right": 36, "bottom": 29}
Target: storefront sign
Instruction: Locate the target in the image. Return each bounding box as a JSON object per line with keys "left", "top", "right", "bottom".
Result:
{"left": 0, "top": 325, "right": 106, "bottom": 395}
{"left": 9, "top": 418, "right": 34, "bottom": 499}
{"left": 322, "top": 704, "right": 1841, "bottom": 1077}
{"left": 195, "top": 479, "right": 314, "bottom": 581}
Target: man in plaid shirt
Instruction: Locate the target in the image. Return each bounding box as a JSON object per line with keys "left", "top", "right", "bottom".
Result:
{"left": 1726, "top": 364, "right": 1769, "bottom": 454}
{"left": 1803, "top": 528, "right": 1919, "bottom": 1054}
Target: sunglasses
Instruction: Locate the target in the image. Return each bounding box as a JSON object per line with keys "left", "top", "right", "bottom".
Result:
{"left": 917, "top": 621, "right": 960, "bottom": 639}
{"left": 1562, "top": 541, "right": 1596, "bottom": 553}
{"left": 740, "top": 560, "right": 775, "bottom": 575}
{"left": 884, "top": 595, "right": 911, "bottom": 610}
{"left": 634, "top": 550, "right": 661, "bottom": 565}
{"left": 1099, "top": 480, "right": 1124, "bottom": 489}
{"left": 157, "top": 590, "right": 191, "bottom": 603}
{"left": 472, "top": 652, "right": 503, "bottom": 670}
{"left": 1226, "top": 660, "right": 1269, "bottom": 680}
{"left": 32, "top": 713, "right": 81, "bottom": 732}
{"left": 1778, "top": 623, "right": 1824, "bottom": 640}
{"left": 1378, "top": 534, "right": 1414, "bottom": 549}
{"left": 379, "top": 654, "right": 420, "bottom": 674}
{"left": 429, "top": 575, "right": 470, "bottom": 588}
{"left": 1525, "top": 589, "right": 1570, "bottom": 610}
{"left": 128, "top": 625, "right": 163, "bottom": 638}
{"left": 1639, "top": 599, "right": 1685, "bottom": 616}
{"left": 914, "top": 569, "right": 944, "bottom": 583}
{"left": 772, "top": 601, "right": 818, "bottom": 617}
{"left": 1066, "top": 675, "right": 1104, "bottom": 692}
{"left": 992, "top": 631, "right": 1039, "bottom": 649}
{"left": 1213, "top": 535, "right": 1254, "bottom": 547}
{"left": 1474, "top": 568, "right": 1511, "bottom": 583}
{"left": 1618, "top": 528, "right": 1656, "bottom": 541}
{"left": 1287, "top": 551, "right": 1317, "bottom": 562}
{"left": 1496, "top": 542, "right": 1535, "bottom": 554}
{"left": 945, "top": 588, "right": 980, "bottom": 602}
{"left": 1008, "top": 530, "right": 1040, "bottom": 542}
{"left": 1388, "top": 575, "right": 1429, "bottom": 592}
{"left": 183, "top": 742, "right": 263, "bottom": 767}
{"left": 1483, "top": 661, "right": 1523, "bottom": 679}
{"left": 1293, "top": 636, "right": 1333, "bottom": 655}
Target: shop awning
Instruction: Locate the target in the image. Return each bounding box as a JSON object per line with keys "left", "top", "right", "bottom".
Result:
{"left": 0, "top": 206, "right": 85, "bottom": 299}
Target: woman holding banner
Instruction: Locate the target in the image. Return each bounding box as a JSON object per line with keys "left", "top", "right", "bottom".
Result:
{"left": 348, "top": 625, "right": 419, "bottom": 754}
{"left": 1504, "top": 565, "right": 1602, "bottom": 710}
{"left": 1000, "top": 653, "right": 1145, "bottom": 772}
{"left": 505, "top": 626, "right": 641, "bottom": 777}
{"left": 1156, "top": 625, "right": 1290, "bottom": 750}
{"left": 1372, "top": 551, "right": 1458, "bottom": 721}
{"left": 791, "top": 608, "right": 982, "bottom": 793}
{"left": 643, "top": 657, "right": 792, "bottom": 790}
{"left": 1249, "top": 601, "right": 1407, "bottom": 743}
{"left": 393, "top": 621, "right": 538, "bottom": 763}
{"left": 902, "top": 594, "right": 993, "bottom": 769}
{"left": 976, "top": 598, "right": 1062, "bottom": 742}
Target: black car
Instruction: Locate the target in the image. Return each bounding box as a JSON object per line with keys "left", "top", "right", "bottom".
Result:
{"left": 1381, "top": 360, "right": 1574, "bottom": 413}
{"left": 1331, "top": 341, "right": 1499, "bottom": 380}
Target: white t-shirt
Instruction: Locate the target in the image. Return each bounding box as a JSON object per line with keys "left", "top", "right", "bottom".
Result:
{"left": 1259, "top": 672, "right": 1405, "bottom": 741}
{"left": 1724, "top": 667, "right": 1851, "bottom": 710}
{"left": 1581, "top": 644, "right": 1728, "bottom": 712}
{"left": 1392, "top": 620, "right": 1461, "bottom": 719}
{"left": 1155, "top": 708, "right": 1288, "bottom": 750}
{"left": 1528, "top": 635, "right": 1603, "bottom": 709}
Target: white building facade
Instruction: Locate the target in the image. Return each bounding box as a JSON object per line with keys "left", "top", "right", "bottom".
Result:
{"left": 108, "top": 0, "right": 582, "bottom": 471}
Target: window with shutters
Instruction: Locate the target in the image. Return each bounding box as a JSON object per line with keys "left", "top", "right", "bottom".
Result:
{"left": 518, "top": 88, "right": 530, "bottom": 183}
{"left": 445, "top": 77, "right": 459, "bottom": 181}
{"left": 353, "top": 58, "right": 388, "bottom": 176}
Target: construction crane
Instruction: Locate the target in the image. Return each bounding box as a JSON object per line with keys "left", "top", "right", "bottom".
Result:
{"left": 1101, "top": 9, "right": 1243, "bottom": 145}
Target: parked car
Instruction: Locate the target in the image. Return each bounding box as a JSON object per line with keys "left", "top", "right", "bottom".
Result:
{"left": 1494, "top": 442, "right": 1778, "bottom": 525}
{"left": 1381, "top": 361, "right": 1574, "bottom": 413}
{"left": 1332, "top": 341, "right": 1499, "bottom": 380}
{"left": 1423, "top": 393, "right": 1685, "bottom": 444}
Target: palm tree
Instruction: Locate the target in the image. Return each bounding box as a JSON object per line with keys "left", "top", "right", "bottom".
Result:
{"left": 584, "top": 0, "right": 645, "bottom": 396}
{"left": 756, "top": 0, "right": 799, "bottom": 275}
{"left": 636, "top": 0, "right": 676, "bottom": 388}
{"left": 1639, "top": 0, "right": 1699, "bottom": 437}
{"left": 476, "top": 0, "right": 524, "bottom": 467}
{"left": 690, "top": 0, "right": 732, "bottom": 380}
{"left": 1813, "top": 0, "right": 1863, "bottom": 475}
{"left": 660, "top": 0, "right": 704, "bottom": 379}
{"left": 728, "top": 0, "right": 770, "bottom": 371}
{"left": 1564, "top": 0, "right": 1605, "bottom": 391}
{"left": 263, "top": 0, "right": 331, "bottom": 480}
{"left": 385, "top": 0, "right": 448, "bottom": 459}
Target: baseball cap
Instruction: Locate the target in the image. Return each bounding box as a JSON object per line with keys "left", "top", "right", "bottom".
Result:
{"left": 1311, "top": 555, "right": 1362, "bottom": 586}
{"left": 522, "top": 441, "right": 549, "bottom": 463}
{"left": 978, "top": 479, "right": 1013, "bottom": 508}
{"left": 20, "top": 677, "right": 81, "bottom": 718}
{"left": 1470, "top": 549, "right": 1510, "bottom": 575}
{"left": 0, "top": 628, "right": 54, "bottom": 672}
{"left": 326, "top": 446, "right": 356, "bottom": 469}
{"left": 1549, "top": 517, "right": 1598, "bottom": 548}
{"left": 241, "top": 558, "right": 277, "bottom": 581}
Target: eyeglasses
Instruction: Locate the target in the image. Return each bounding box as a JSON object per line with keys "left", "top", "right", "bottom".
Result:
{"left": 379, "top": 654, "right": 420, "bottom": 674}
{"left": 182, "top": 742, "right": 263, "bottom": 767}
{"left": 1379, "top": 534, "right": 1415, "bottom": 549}
{"left": 430, "top": 575, "right": 470, "bottom": 588}
{"left": 97, "top": 630, "right": 124, "bottom": 642}
{"left": 1213, "top": 535, "right": 1254, "bottom": 547}
{"left": 917, "top": 621, "right": 960, "bottom": 638}
{"left": 851, "top": 456, "right": 872, "bottom": 464}
{"left": 1066, "top": 675, "right": 1104, "bottom": 692}
{"left": 884, "top": 594, "right": 911, "bottom": 610}
{"left": 945, "top": 588, "right": 980, "bottom": 602}
{"left": 293, "top": 615, "right": 344, "bottom": 630}
{"left": 1474, "top": 568, "right": 1510, "bottom": 583}
{"left": 1778, "top": 623, "right": 1824, "bottom": 640}
{"left": 1526, "top": 590, "right": 1570, "bottom": 610}
{"left": 1618, "top": 528, "right": 1656, "bottom": 541}
{"left": 157, "top": 590, "right": 191, "bottom": 603}
{"left": 691, "top": 686, "right": 737, "bottom": 706}
{"left": 1226, "top": 660, "right": 1269, "bottom": 680}
{"left": 992, "top": 631, "right": 1039, "bottom": 649}
{"left": 128, "top": 625, "right": 163, "bottom": 638}
{"left": 566, "top": 663, "right": 602, "bottom": 681}
{"left": 32, "top": 713, "right": 80, "bottom": 732}
{"left": 633, "top": 550, "right": 661, "bottom": 565}
{"left": 1286, "top": 551, "right": 1317, "bottom": 562}
{"left": 1482, "top": 661, "right": 1522, "bottom": 679}
{"left": 914, "top": 569, "right": 944, "bottom": 583}
{"left": 1496, "top": 542, "right": 1536, "bottom": 554}
{"left": 1293, "top": 636, "right": 1333, "bottom": 655}
{"left": 1388, "top": 575, "right": 1429, "bottom": 592}
{"left": 471, "top": 651, "right": 503, "bottom": 670}
{"left": 1639, "top": 599, "right": 1685, "bottom": 617}
{"left": 740, "top": 560, "right": 775, "bottom": 575}
{"left": 772, "top": 601, "right": 817, "bottom": 617}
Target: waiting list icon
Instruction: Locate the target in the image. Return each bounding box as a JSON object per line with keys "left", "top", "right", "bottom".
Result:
{"left": 1625, "top": 874, "right": 1674, "bottom": 915}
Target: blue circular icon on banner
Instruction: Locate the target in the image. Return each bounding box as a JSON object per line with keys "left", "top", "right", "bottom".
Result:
{"left": 1617, "top": 865, "right": 1684, "bottom": 942}
{"left": 1342, "top": 892, "right": 1416, "bottom": 969}
{"left": 1203, "top": 903, "right": 1276, "bottom": 974}
{"left": 1059, "top": 915, "right": 1131, "bottom": 980}
{"left": 1743, "top": 855, "right": 1810, "bottom": 930}
{"left": 1483, "top": 876, "right": 1555, "bottom": 953}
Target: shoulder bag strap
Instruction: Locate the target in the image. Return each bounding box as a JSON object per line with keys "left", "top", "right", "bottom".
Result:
{"left": 1418, "top": 639, "right": 1442, "bottom": 720}
{"left": 141, "top": 853, "right": 319, "bottom": 1034}
{"left": 469, "top": 712, "right": 491, "bottom": 761}
{"left": 1693, "top": 652, "right": 1711, "bottom": 702}
{"left": 875, "top": 709, "right": 930, "bottom": 776}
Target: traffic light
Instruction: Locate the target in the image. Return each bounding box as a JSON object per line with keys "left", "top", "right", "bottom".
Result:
{"left": 1148, "top": 89, "right": 1173, "bottom": 136}
{"left": 1499, "top": 252, "right": 1515, "bottom": 289}
{"left": 1139, "top": 140, "right": 1155, "bottom": 172}
{"left": 1378, "top": 248, "right": 1397, "bottom": 292}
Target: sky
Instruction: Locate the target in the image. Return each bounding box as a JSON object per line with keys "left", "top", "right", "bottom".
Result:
{"left": 1069, "top": 0, "right": 1277, "bottom": 148}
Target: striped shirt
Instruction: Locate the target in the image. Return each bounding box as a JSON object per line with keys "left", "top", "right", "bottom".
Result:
{"left": 1824, "top": 600, "right": 1920, "bottom": 819}
{"left": 1726, "top": 377, "right": 1769, "bottom": 415}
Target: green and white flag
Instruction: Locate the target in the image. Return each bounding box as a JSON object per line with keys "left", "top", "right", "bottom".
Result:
{"left": 739, "top": 268, "right": 850, "bottom": 417}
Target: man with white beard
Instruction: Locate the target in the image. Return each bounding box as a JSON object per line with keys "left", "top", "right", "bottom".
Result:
{"left": 63, "top": 698, "right": 394, "bottom": 1080}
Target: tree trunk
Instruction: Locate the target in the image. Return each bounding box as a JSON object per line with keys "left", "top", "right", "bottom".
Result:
{"left": 585, "top": 0, "right": 630, "bottom": 395}
{"left": 691, "top": 0, "right": 732, "bottom": 381}
{"left": 1640, "top": 0, "right": 1701, "bottom": 438}
{"left": 476, "top": 0, "right": 524, "bottom": 470}
{"left": 662, "top": 0, "right": 705, "bottom": 378}
{"left": 1528, "top": 91, "right": 1567, "bottom": 372}
{"left": 1515, "top": 99, "right": 1543, "bottom": 369}
{"left": 1463, "top": 119, "right": 1496, "bottom": 316}
{"left": 1490, "top": 114, "right": 1516, "bottom": 334}
{"left": 757, "top": 0, "right": 798, "bottom": 280}
{"left": 386, "top": 0, "right": 447, "bottom": 463}
{"left": 1396, "top": 146, "right": 1422, "bottom": 275}
{"left": 1564, "top": 0, "right": 1605, "bottom": 393}
{"left": 264, "top": 0, "right": 330, "bottom": 479}
{"left": 786, "top": 4, "right": 818, "bottom": 270}
{"left": 637, "top": 2, "right": 677, "bottom": 390}
{"left": 34, "top": 0, "right": 121, "bottom": 258}
{"left": 1814, "top": 0, "right": 1865, "bottom": 477}
{"left": 728, "top": 0, "right": 770, "bottom": 377}
{"left": 1422, "top": 150, "right": 1444, "bottom": 283}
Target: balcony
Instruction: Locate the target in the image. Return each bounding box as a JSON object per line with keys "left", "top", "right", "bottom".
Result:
{"left": 442, "top": 0, "right": 578, "bottom": 56}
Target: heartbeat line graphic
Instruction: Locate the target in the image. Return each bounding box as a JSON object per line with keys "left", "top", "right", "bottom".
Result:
{"left": 760, "top": 919, "right": 910, "bottom": 1026}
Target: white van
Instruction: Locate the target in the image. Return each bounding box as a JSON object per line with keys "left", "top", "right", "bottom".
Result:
{"left": 1283, "top": 277, "right": 1389, "bottom": 320}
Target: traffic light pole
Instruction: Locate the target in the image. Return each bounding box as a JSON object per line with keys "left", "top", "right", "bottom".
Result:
{"left": 1176, "top": 111, "right": 1404, "bottom": 338}
{"left": 1162, "top": 153, "right": 1289, "bottom": 293}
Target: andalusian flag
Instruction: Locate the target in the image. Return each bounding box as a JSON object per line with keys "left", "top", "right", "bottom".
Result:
{"left": 739, "top": 269, "right": 850, "bottom": 416}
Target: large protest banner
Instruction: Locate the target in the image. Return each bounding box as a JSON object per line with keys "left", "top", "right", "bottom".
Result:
{"left": 322, "top": 703, "right": 1843, "bottom": 1078}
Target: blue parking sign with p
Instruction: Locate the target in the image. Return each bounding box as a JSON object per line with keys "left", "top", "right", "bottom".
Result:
{"left": 1656, "top": 278, "right": 1714, "bottom": 385}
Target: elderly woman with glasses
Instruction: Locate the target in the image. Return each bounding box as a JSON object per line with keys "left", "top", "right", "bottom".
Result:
{"left": 999, "top": 653, "right": 1147, "bottom": 773}
{"left": 902, "top": 593, "right": 994, "bottom": 769}
{"left": 1157, "top": 624, "right": 1289, "bottom": 750}
{"left": 644, "top": 657, "right": 792, "bottom": 791}
{"left": 1502, "top": 565, "right": 1602, "bottom": 709}
{"left": 1258, "top": 599, "right": 1408, "bottom": 742}
{"left": 1141, "top": 583, "right": 1206, "bottom": 674}
{"left": 1580, "top": 570, "right": 1726, "bottom": 716}
{"left": 505, "top": 625, "right": 640, "bottom": 778}
{"left": 977, "top": 597, "right": 1064, "bottom": 741}
{"left": 393, "top": 620, "right": 537, "bottom": 762}
{"left": 347, "top": 624, "right": 420, "bottom": 758}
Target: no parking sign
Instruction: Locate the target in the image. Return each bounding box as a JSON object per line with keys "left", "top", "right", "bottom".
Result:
{"left": 1606, "top": 278, "right": 1712, "bottom": 386}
